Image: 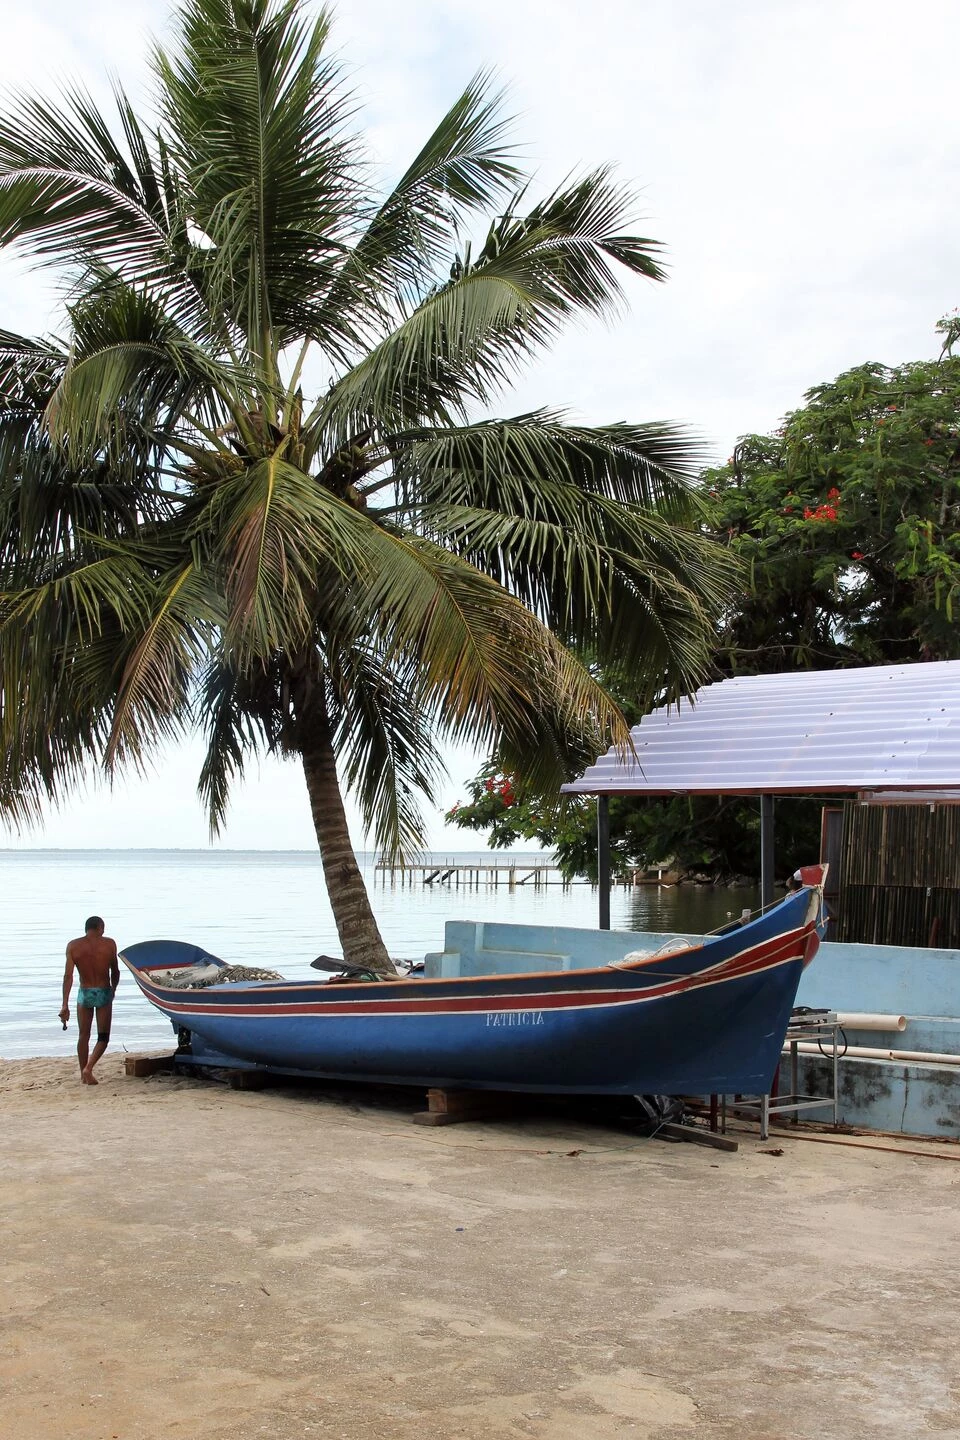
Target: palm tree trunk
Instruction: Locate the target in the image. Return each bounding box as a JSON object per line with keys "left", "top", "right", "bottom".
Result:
{"left": 300, "top": 721, "right": 396, "bottom": 977}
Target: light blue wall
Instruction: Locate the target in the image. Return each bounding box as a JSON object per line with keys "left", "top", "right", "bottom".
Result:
{"left": 798, "top": 940, "right": 960, "bottom": 1056}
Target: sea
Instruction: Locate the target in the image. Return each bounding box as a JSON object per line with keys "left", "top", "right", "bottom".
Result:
{"left": 0, "top": 849, "right": 757, "bottom": 1060}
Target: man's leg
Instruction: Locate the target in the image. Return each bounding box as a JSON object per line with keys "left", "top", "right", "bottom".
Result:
{"left": 81, "top": 1003, "right": 113, "bottom": 1084}
{"left": 76, "top": 1005, "right": 93, "bottom": 1078}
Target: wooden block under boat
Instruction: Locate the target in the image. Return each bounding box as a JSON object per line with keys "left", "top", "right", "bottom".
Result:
{"left": 412, "top": 1087, "right": 515, "bottom": 1124}
{"left": 124, "top": 1054, "right": 176, "bottom": 1078}
{"left": 227, "top": 1068, "right": 270, "bottom": 1090}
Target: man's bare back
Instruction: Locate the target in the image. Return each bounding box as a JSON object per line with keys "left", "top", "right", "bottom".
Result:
{"left": 66, "top": 931, "right": 117, "bottom": 989}
{"left": 60, "top": 916, "right": 119, "bottom": 1085}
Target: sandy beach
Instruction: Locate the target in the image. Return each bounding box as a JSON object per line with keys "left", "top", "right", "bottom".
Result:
{"left": 3, "top": 1054, "right": 960, "bottom": 1440}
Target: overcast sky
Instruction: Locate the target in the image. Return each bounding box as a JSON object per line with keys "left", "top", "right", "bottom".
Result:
{"left": 2, "top": 0, "right": 957, "bottom": 851}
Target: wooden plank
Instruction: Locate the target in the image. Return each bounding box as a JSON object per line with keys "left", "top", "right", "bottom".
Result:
{"left": 412, "top": 1101, "right": 512, "bottom": 1126}
{"left": 124, "top": 1054, "right": 176, "bottom": 1078}
{"left": 659, "top": 1122, "right": 739, "bottom": 1153}
{"left": 412, "top": 1087, "right": 517, "bottom": 1125}
{"left": 425, "top": 1087, "right": 511, "bottom": 1114}
{"left": 227, "top": 1068, "right": 270, "bottom": 1090}
{"left": 413, "top": 1109, "right": 477, "bottom": 1126}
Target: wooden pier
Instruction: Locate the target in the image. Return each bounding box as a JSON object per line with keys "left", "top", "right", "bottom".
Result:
{"left": 373, "top": 858, "right": 568, "bottom": 888}
{"left": 372, "top": 858, "right": 678, "bottom": 888}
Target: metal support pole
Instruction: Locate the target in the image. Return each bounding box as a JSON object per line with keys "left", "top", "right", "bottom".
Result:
{"left": 760, "top": 793, "right": 775, "bottom": 910}
{"left": 598, "top": 795, "right": 611, "bottom": 930}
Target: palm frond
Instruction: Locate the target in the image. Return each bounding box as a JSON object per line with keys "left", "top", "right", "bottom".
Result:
{"left": 105, "top": 559, "right": 216, "bottom": 767}
{"left": 318, "top": 71, "right": 520, "bottom": 339}
{"left": 327, "top": 645, "right": 443, "bottom": 858}
{"left": 205, "top": 453, "right": 370, "bottom": 662}
{"left": 388, "top": 411, "right": 709, "bottom": 514}
{"left": 11, "top": 278, "right": 251, "bottom": 470}
{"left": 0, "top": 86, "right": 227, "bottom": 349}
{"left": 311, "top": 267, "right": 538, "bottom": 442}
{"left": 0, "top": 374, "right": 173, "bottom": 566}
{"left": 195, "top": 653, "right": 274, "bottom": 834}
{"left": 334, "top": 525, "right": 630, "bottom": 784}
{"left": 379, "top": 413, "right": 733, "bottom": 698}
{"left": 0, "top": 543, "right": 159, "bottom": 820}
{"left": 156, "top": 0, "right": 362, "bottom": 368}
{"left": 313, "top": 173, "right": 668, "bottom": 444}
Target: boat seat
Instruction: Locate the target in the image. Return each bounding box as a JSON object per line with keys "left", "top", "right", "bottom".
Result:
{"left": 310, "top": 955, "right": 401, "bottom": 982}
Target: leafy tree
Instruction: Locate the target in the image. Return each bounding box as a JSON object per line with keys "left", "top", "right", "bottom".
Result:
{"left": 710, "top": 342, "right": 960, "bottom": 672}
{"left": 448, "top": 326, "right": 960, "bottom": 880}
{"left": 0, "top": 0, "right": 730, "bottom": 971}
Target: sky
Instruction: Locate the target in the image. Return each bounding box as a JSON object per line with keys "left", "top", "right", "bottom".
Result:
{"left": 1, "top": 0, "right": 958, "bottom": 851}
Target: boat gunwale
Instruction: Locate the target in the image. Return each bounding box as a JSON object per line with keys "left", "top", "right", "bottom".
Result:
{"left": 120, "top": 910, "right": 818, "bottom": 1009}
{"left": 129, "top": 943, "right": 812, "bottom": 1020}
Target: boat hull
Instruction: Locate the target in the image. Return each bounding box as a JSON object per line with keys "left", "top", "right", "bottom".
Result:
{"left": 121, "top": 886, "right": 823, "bottom": 1095}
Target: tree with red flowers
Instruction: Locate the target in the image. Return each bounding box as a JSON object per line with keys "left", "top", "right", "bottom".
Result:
{"left": 708, "top": 332, "right": 960, "bottom": 671}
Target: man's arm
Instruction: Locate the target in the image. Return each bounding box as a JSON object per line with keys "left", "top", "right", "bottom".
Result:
{"left": 60, "top": 944, "right": 75, "bottom": 1022}
{"left": 109, "top": 940, "right": 119, "bottom": 993}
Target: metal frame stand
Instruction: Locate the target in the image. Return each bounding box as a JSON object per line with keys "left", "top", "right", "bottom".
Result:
{"left": 722, "top": 1011, "right": 840, "bottom": 1140}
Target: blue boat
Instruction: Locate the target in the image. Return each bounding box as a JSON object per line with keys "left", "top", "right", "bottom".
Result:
{"left": 119, "top": 868, "right": 826, "bottom": 1096}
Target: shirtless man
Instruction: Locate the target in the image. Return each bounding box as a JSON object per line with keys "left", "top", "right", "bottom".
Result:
{"left": 60, "top": 916, "right": 120, "bottom": 1085}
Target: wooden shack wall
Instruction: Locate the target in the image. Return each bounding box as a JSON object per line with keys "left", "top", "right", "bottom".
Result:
{"left": 836, "top": 804, "right": 960, "bottom": 947}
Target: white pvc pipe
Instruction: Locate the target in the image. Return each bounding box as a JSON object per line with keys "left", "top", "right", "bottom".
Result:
{"left": 791, "top": 1042, "right": 960, "bottom": 1066}
{"left": 836, "top": 1012, "right": 907, "bottom": 1032}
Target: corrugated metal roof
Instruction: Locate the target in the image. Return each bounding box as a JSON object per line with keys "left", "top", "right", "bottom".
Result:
{"left": 561, "top": 660, "right": 960, "bottom": 796}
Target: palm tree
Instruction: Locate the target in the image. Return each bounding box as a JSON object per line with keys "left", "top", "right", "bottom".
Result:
{"left": 0, "top": 0, "right": 731, "bottom": 974}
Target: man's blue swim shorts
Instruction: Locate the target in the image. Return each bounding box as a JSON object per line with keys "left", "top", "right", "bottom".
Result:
{"left": 77, "top": 985, "right": 114, "bottom": 1009}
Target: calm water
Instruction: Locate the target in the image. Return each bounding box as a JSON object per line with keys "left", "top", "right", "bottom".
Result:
{"left": 0, "top": 850, "right": 757, "bottom": 1059}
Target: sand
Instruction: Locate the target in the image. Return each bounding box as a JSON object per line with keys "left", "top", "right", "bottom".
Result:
{"left": 3, "top": 1053, "right": 960, "bottom": 1440}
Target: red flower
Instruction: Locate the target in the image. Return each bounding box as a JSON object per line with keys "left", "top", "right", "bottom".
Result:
{"left": 827, "top": 487, "right": 840, "bottom": 500}
{"left": 924, "top": 439, "right": 935, "bottom": 446}
{"left": 851, "top": 551, "right": 864, "bottom": 560}
{"left": 783, "top": 507, "right": 794, "bottom": 514}
{"left": 484, "top": 779, "right": 494, "bottom": 792}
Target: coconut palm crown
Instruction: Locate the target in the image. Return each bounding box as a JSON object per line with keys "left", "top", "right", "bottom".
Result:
{"left": 0, "top": 0, "right": 731, "bottom": 972}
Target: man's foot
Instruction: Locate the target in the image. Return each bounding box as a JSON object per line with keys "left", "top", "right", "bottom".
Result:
{"left": 81, "top": 1069, "right": 99, "bottom": 1085}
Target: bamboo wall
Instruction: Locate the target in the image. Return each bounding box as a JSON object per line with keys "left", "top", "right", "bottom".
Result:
{"left": 836, "top": 804, "right": 960, "bottom": 948}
